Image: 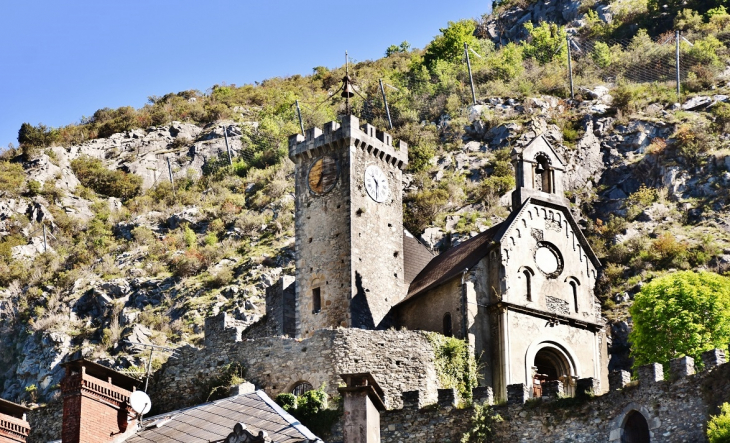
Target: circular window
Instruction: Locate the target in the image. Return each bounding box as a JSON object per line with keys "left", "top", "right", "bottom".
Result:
{"left": 534, "top": 242, "right": 563, "bottom": 279}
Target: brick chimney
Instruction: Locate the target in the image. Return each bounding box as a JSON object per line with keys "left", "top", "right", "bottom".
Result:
{"left": 338, "top": 373, "right": 385, "bottom": 443}
{"left": 0, "top": 398, "right": 30, "bottom": 443}
{"left": 60, "top": 359, "right": 140, "bottom": 443}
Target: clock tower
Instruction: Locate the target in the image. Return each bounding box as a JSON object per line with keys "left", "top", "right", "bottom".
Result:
{"left": 288, "top": 115, "right": 409, "bottom": 337}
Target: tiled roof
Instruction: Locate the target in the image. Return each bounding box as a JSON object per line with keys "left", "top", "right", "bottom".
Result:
{"left": 402, "top": 230, "right": 435, "bottom": 284}
{"left": 125, "top": 391, "right": 321, "bottom": 443}
{"left": 402, "top": 222, "right": 507, "bottom": 302}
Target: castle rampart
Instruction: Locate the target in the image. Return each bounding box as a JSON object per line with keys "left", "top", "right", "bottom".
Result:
{"left": 148, "top": 315, "right": 440, "bottom": 413}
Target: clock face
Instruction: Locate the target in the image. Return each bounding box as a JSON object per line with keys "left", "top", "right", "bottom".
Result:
{"left": 364, "top": 164, "right": 390, "bottom": 203}
{"left": 308, "top": 155, "right": 339, "bottom": 195}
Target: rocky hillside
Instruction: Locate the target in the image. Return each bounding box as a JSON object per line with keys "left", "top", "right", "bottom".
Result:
{"left": 2, "top": 0, "right": 730, "bottom": 414}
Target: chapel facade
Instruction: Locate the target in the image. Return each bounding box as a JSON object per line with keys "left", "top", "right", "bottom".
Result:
{"left": 285, "top": 116, "right": 608, "bottom": 400}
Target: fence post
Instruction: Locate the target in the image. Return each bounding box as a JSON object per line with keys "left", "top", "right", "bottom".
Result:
{"left": 223, "top": 125, "right": 233, "bottom": 166}
{"left": 464, "top": 42, "right": 477, "bottom": 105}
{"left": 379, "top": 79, "right": 393, "bottom": 130}
{"left": 567, "top": 35, "right": 575, "bottom": 100}
{"left": 295, "top": 100, "right": 305, "bottom": 136}
{"left": 167, "top": 157, "right": 176, "bottom": 199}
{"left": 676, "top": 30, "right": 681, "bottom": 102}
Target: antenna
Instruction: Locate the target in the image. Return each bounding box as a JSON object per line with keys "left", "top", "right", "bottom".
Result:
{"left": 341, "top": 51, "right": 354, "bottom": 116}
{"left": 125, "top": 340, "right": 178, "bottom": 393}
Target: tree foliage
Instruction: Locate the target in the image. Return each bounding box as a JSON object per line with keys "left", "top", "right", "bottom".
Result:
{"left": 426, "top": 332, "right": 480, "bottom": 403}
{"left": 522, "top": 22, "right": 567, "bottom": 65}
{"left": 423, "top": 20, "right": 478, "bottom": 68}
{"left": 629, "top": 271, "right": 730, "bottom": 369}
{"left": 708, "top": 402, "right": 730, "bottom": 443}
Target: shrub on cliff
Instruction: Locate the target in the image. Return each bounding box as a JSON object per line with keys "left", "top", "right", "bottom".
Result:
{"left": 629, "top": 271, "right": 730, "bottom": 370}
{"left": 70, "top": 156, "right": 142, "bottom": 200}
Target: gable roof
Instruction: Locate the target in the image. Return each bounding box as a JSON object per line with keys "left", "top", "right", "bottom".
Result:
{"left": 125, "top": 390, "right": 321, "bottom": 443}
{"left": 401, "top": 197, "right": 601, "bottom": 303}
{"left": 401, "top": 221, "right": 509, "bottom": 303}
{"left": 512, "top": 133, "right": 566, "bottom": 167}
{"left": 403, "top": 230, "right": 435, "bottom": 284}
{"left": 497, "top": 196, "right": 601, "bottom": 269}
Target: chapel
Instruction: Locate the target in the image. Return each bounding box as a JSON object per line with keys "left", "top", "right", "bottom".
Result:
{"left": 285, "top": 115, "right": 608, "bottom": 400}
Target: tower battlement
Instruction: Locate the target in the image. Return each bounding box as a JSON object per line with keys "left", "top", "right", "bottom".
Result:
{"left": 288, "top": 115, "right": 408, "bottom": 168}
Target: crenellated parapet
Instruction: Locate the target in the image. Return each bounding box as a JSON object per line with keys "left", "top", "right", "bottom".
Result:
{"left": 288, "top": 115, "right": 408, "bottom": 169}
{"left": 379, "top": 348, "right": 730, "bottom": 443}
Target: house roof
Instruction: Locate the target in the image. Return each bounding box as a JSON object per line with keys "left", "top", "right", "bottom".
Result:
{"left": 402, "top": 230, "right": 435, "bottom": 284}
{"left": 125, "top": 390, "right": 321, "bottom": 443}
{"left": 61, "top": 358, "right": 140, "bottom": 391}
{"left": 0, "top": 397, "right": 29, "bottom": 419}
{"left": 401, "top": 221, "right": 509, "bottom": 303}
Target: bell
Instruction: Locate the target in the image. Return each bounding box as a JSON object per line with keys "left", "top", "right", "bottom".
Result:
{"left": 535, "top": 163, "right": 545, "bottom": 174}
{"left": 341, "top": 76, "right": 355, "bottom": 98}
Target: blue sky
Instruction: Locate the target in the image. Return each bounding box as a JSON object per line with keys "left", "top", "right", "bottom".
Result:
{"left": 0, "top": 1, "right": 490, "bottom": 149}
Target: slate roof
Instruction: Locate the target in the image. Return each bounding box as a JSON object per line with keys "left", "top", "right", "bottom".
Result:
{"left": 403, "top": 230, "right": 435, "bottom": 284}
{"left": 401, "top": 221, "right": 507, "bottom": 303}
{"left": 125, "top": 390, "right": 321, "bottom": 443}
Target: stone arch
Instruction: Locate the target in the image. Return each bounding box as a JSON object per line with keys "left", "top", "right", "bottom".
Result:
{"left": 565, "top": 276, "right": 580, "bottom": 313}
{"left": 524, "top": 339, "right": 581, "bottom": 396}
{"left": 609, "top": 402, "right": 660, "bottom": 442}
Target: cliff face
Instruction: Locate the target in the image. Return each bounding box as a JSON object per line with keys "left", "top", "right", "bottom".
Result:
{"left": 1, "top": 0, "right": 730, "bottom": 429}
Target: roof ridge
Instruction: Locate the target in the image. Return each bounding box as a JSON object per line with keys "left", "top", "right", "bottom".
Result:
{"left": 255, "top": 390, "right": 322, "bottom": 442}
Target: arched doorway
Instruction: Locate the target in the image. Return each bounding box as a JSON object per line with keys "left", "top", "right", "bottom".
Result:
{"left": 532, "top": 347, "right": 573, "bottom": 397}
{"left": 622, "top": 411, "right": 650, "bottom": 443}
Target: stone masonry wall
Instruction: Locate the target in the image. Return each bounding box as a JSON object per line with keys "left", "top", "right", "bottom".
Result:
{"left": 148, "top": 319, "right": 440, "bottom": 414}
{"left": 372, "top": 352, "right": 730, "bottom": 443}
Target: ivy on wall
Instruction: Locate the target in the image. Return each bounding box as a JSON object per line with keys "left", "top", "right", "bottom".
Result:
{"left": 426, "top": 332, "right": 479, "bottom": 404}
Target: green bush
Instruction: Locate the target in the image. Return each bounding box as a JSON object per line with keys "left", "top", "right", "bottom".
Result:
{"left": 708, "top": 402, "right": 730, "bottom": 443}
{"left": 70, "top": 156, "right": 142, "bottom": 200}
{"left": 0, "top": 162, "right": 26, "bottom": 197}
{"left": 522, "top": 22, "right": 567, "bottom": 65}
{"left": 461, "top": 401, "right": 503, "bottom": 443}
{"left": 486, "top": 42, "right": 524, "bottom": 80}
{"left": 629, "top": 271, "right": 730, "bottom": 371}
{"left": 275, "top": 393, "right": 297, "bottom": 411}
{"left": 423, "top": 20, "right": 478, "bottom": 68}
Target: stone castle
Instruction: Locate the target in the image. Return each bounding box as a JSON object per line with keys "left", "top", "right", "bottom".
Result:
{"left": 279, "top": 115, "right": 606, "bottom": 400}
{"left": 136, "top": 116, "right": 730, "bottom": 442}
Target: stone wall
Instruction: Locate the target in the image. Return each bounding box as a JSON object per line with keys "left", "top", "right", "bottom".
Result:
{"left": 366, "top": 351, "right": 730, "bottom": 443}
{"left": 148, "top": 319, "right": 440, "bottom": 414}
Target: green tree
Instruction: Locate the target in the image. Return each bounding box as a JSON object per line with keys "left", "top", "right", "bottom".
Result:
{"left": 522, "top": 22, "right": 567, "bottom": 65}
{"left": 461, "top": 401, "right": 503, "bottom": 443}
{"left": 629, "top": 271, "right": 730, "bottom": 370}
{"left": 708, "top": 402, "right": 730, "bottom": 443}
{"left": 423, "top": 20, "right": 478, "bottom": 68}
{"left": 487, "top": 42, "right": 523, "bottom": 80}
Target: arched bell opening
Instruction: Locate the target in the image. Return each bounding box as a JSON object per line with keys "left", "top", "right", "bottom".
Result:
{"left": 533, "top": 153, "right": 553, "bottom": 193}
{"left": 621, "top": 410, "right": 651, "bottom": 443}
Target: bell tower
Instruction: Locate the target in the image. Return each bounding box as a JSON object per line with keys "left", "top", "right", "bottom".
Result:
{"left": 511, "top": 134, "right": 568, "bottom": 208}
{"left": 288, "top": 115, "right": 409, "bottom": 337}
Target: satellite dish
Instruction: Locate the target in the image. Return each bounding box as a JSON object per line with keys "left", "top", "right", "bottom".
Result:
{"left": 130, "top": 391, "right": 152, "bottom": 415}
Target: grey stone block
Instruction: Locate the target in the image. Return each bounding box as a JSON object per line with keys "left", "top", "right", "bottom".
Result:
{"left": 401, "top": 390, "right": 421, "bottom": 409}
{"left": 437, "top": 388, "right": 456, "bottom": 408}
{"left": 638, "top": 363, "right": 664, "bottom": 385}
{"left": 507, "top": 383, "right": 529, "bottom": 405}
{"left": 472, "top": 386, "right": 493, "bottom": 405}
{"left": 543, "top": 380, "right": 564, "bottom": 399}
{"left": 576, "top": 377, "right": 600, "bottom": 397}
{"left": 669, "top": 356, "right": 695, "bottom": 379}
{"left": 608, "top": 370, "right": 631, "bottom": 391}
{"left": 702, "top": 348, "right": 727, "bottom": 369}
